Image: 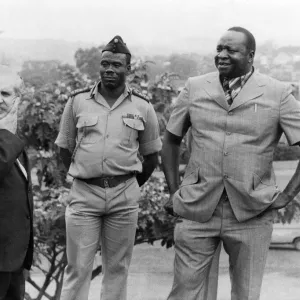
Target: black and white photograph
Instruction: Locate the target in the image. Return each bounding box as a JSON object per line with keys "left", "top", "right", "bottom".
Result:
{"left": 1, "top": 0, "right": 300, "bottom": 299}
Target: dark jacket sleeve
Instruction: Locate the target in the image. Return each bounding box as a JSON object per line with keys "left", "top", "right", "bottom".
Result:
{"left": 0, "top": 129, "right": 25, "bottom": 181}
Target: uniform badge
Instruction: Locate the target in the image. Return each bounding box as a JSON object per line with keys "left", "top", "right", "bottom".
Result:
{"left": 122, "top": 112, "right": 145, "bottom": 122}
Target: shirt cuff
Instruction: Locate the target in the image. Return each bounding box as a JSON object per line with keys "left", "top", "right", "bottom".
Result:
{"left": 139, "top": 137, "right": 162, "bottom": 156}
{"left": 55, "top": 134, "right": 75, "bottom": 151}
{"left": 166, "top": 124, "right": 184, "bottom": 137}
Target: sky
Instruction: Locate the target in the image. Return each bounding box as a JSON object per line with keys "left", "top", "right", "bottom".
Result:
{"left": 1, "top": 0, "right": 300, "bottom": 52}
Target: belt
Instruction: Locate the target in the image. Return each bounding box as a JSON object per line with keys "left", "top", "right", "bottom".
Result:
{"left": 79, "top": 174, "right": 134, "bottom": 188}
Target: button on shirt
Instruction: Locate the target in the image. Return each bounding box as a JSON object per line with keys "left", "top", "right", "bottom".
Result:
{"left": 55, "top": 83, "right": 162, "bottom": 178}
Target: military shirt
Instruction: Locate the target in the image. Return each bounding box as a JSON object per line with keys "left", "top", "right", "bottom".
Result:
{"left": 55, "top": 83, "right": 162, "bottom": 178}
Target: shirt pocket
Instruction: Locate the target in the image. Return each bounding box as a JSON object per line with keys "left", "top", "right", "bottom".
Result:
{"left": 76, "top": 115, "right": 99, "bottom": 144}
{"left": 121, "top": 117, "right": 145, "bottom": 146}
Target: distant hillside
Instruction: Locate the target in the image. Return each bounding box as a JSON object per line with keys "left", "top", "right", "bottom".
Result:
{"left": 0, "top": 38, "right": 95, "bottom": 67}
{"left": 0, "top": 37, "right": 215, "bottom": 68}
{"left": 130, "top": 36, "right": 215, "bottom": 57}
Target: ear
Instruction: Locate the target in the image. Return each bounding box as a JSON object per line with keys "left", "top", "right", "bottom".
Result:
{"left": 126, "top": 64, "right": 131, "bottom": 74}
{"left": 248, "top": 50, "right": 255, "bottom": 63}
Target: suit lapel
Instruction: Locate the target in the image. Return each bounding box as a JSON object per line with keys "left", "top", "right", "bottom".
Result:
{"left": 18, "top": 151, "right": 33, "bottom": 213}
{"left": 229, "top": 72, "right": 265, "bottom": 111}
{"left": 203, "top": 74, "right": 229, "bottom": 111}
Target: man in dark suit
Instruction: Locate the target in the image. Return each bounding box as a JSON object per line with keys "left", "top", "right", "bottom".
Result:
{"left": 0, "top": 65, "right": 33, "bottom": 300}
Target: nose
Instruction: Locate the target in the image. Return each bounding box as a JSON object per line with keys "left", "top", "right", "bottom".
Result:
{"left": 105, "top": 64, "right": 114, "bottom": 73}
{"left": 217, "top": 49, "right": 229, "bottom": 58}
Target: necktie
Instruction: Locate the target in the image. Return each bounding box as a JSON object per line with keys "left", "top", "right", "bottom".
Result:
{"left": 223, "top": 77, "right": 241, "bottom": 106}
{"left": 223, "top": 78, "right": 233, "bottom": 105}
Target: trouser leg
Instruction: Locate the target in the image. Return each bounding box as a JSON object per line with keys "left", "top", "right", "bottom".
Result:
{"left": 100, "top": 178, "right": 139, "bottom": 300}
{"left": 0, "top": 269, "right": 25, "bottom": 300}
{"left": 60, "top": 206, "right": 101, "bottom": 300}
{"left": 204, "top": 243, "right": 221, "bottom": 300}
{"left": 167, "top": 219, "right": 221, "bottom": 300}
{"left": 222, "top": 202, "right": 274, "bottom": 300}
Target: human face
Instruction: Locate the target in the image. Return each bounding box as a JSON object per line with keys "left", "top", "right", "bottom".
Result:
{"left": 99, "top": 51, "right": 130, "bottom": 90}
{"left": 0, "top": 73, "right": 21, "bottom": 119}
{"left": 215, "top": 31, "right": 254, "bottom": 79}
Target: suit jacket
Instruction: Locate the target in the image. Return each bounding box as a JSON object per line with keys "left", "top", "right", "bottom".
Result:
{"left": 167, "top": 71, "right": 300, "bottom": 222}
{"left": 0, "top": 129, "right": 33, "bottom": 271}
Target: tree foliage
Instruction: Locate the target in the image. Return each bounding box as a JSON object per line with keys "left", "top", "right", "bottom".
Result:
{"left": 136, "top": 176, "right": 176, "bottom": 248}
{"left": 167, "top": 54, "right": 199, "bottom": 78}
{"left": 19, "top": 62, "right": 92, "bottom": 299}
{"left": 20, "top": 61, "right": 62, "bottom": 89}
{"left": 25, "top": 187, "right": 68, "bottom": 299}
{"left": 75, "top": 46, "right": 104, "bottom": 81}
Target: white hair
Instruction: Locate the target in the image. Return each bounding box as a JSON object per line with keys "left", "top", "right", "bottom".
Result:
{"left": 0, "top": 64, "right": 24, "bottom": 96}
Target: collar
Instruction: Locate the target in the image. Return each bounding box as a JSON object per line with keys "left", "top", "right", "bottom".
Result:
{"left": 220, "top": 66, "right": 254, "bottom": 85}
{"left": 88, "top": 81, "right": 132, "bottom": 101}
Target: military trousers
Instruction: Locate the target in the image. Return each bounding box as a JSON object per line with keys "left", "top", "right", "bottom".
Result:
{"left": 167, "top": 192, "right": 274, "bottom": 300}
{"left": 60, "top": 177, "right": 139, "bottom": 300}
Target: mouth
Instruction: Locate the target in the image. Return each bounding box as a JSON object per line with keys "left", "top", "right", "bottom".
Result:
{"left": 103, "top": 77, "right": 117, "bottom": 81}
{"left": 0, "top": 104, "right": 7, "bottom": 111}
{"left": 218, "top": 62, "right": 231, "bottom": 68}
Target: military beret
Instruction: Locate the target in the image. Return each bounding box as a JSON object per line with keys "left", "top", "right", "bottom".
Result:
{"left": 102, "top": 35, "right": 131, "bottom": 56}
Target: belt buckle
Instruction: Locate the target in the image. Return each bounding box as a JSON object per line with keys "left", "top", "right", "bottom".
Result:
{"left": 103, "top": 178, "right": 110, "bottom": 188}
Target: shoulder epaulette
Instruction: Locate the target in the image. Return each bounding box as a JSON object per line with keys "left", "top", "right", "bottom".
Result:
{"left": 70, "top": 87, "right": 91, "bottom": 97}
{"left": 131, "top": 88, "right": 150, "bottom": 102}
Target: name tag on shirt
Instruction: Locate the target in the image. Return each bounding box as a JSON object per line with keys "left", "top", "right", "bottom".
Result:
{"left": 122, "top": 113, "right": 145, "bottom": 122}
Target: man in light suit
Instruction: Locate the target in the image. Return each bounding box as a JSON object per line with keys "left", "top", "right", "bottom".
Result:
{"left": 0, "top": 66, "right": 33, "bottom": 300}
{"left": 162, "top": 27, "right": 300, "bottom": 300}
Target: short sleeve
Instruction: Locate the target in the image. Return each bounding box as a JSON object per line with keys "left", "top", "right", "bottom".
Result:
{"left": 166, "top": 79, "right": 191, "bottom": 137}
{"left": 138, "top": 103, "right": 162, "bottom": 156}
{"left": 55, "top": 96, "right": 77, "bottom": 151}
{"left": 279, "top": 84, "right": 300, "bottom": 146}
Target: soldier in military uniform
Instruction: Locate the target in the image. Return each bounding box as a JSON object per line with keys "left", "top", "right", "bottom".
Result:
{"left": 55, "top": 36, "right": 162, "bottom": 300}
